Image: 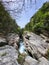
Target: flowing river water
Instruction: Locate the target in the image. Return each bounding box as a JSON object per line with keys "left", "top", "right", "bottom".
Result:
{"left": 19, "top": 39, "right": 26, "bottom": 54}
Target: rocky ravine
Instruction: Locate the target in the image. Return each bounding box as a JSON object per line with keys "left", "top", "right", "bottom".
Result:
{"left": 0, "top": 32, "right": 49, "bottom": 65}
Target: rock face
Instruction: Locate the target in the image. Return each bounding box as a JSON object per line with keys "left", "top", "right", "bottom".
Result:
{"left": 23, "top": 32, "right": 49, "bottom": 59}
{"left": 23, "top": 32, "right": 49, "bottom": 65}
{"left": 7, "top": 33, "right": 20, "bottom": 49}
{"left": 0, "top": 33, "right": 20, "bottom": 49}
{"left": 0, "top": 45, "right": 20, "bottom": 65}
{"left": 24, "top": 56, "right": 38, "bottom": 65}
{"left": 0, "top": 37, "right": 6, "bottom": 43}
{"left": 0, "top": 37, "right": 7, "bottom": 46}
{"left": 24, "top": 56, "right": 49, "bottom": 65}
{"left": 38, "top": 57, "right": 49, "bottom": 65}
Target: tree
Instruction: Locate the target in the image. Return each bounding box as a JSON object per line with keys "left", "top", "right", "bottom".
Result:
{"left": 0, "top": 1, "right": 20, "bottom": 35}
{"left": 25, "top": 2, "right": 49, "bottom": 35}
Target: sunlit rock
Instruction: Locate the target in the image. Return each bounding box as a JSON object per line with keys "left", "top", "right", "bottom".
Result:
{"left": 24, "top": 56, "right": 38, "bottom": 65}
{"left": 0, "top": 45, "right": 20, "bottom": 65}
{"left": 38, "top": 57, "right": 49, "bottom": 65}
{"left": 7, "top": 33, "right": 20, "bottom": 49}
{"left": 23, "top": 32, "right": 49, "bottom": 59}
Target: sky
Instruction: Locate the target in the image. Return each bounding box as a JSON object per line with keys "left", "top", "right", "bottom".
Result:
{"left": 2, "top": 0, "right": 49, "bottom": 28}
{"left": 16, "top": 0, "right": 49, "bottom": 28}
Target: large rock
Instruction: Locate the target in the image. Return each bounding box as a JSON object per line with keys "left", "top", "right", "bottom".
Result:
{"left": 0, "top": 37, "right": 7, "bottom": 46}
{"left": 0, "top": 45, "right": 20, "bottom": 65}
{"left": 24, "top": 56, "right": 38, "bottom": 65}
{"left": 24, "top": 56, "right": 49, "bottom": 65}
{"left": 38, "top": 57, "right": 49, "bottom": 65}
{"left": 0, "top": 37, "right": 6, "bottom": 43}
{"left": 23, "top": 32, "right": 49, "bottom": 59}
{"left": 7, "top": 33, "right": 20, "bottom": 49}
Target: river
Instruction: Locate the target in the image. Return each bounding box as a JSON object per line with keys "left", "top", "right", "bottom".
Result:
{"left": 19, "top": 39, "right": 26, "bottom": 54}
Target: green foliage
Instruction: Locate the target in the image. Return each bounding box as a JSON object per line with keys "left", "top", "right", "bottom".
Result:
{"left": 0, "top": 2, "right": 20, "bottom": 35}
{"left": 17, "top": 53, "right": 25, "bottom": 65}
{"left": 25, "top": 2, "right": 49, "bottom": 35}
